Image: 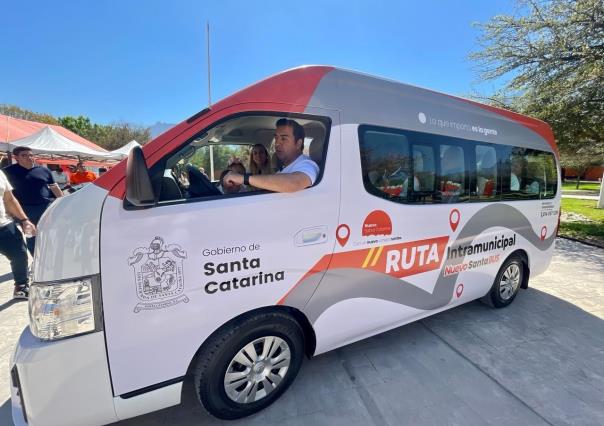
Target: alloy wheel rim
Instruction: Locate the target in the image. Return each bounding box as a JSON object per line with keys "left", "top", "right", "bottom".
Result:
{"left": 499, "top": 263, "right": 521, "bottom": 300}
{"left": 224, "top": 336, "right": 291, "bottom": 404}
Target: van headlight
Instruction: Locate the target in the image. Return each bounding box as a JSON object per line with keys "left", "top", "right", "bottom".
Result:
{"left": 29, "top": 276, "right": 102, "bottom": 341}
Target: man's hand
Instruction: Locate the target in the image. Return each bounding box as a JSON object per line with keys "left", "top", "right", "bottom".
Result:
{"left": 223, "top": 172, "right": 244, "bottom": 188}
{"left": 49, "top": 183, "right": 64, "bottom": 198}
{"left": 22, "top": 220, "right": 36, "bottom": 237}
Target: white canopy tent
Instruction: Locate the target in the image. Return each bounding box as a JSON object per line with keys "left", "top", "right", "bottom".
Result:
{"left": 0, "top": 126, "right": 116, "bottom": 162}
{"left": 105, "top": 140, "right": 141, "bottom": 160}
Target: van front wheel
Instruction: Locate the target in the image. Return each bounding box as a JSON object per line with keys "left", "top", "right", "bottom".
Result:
{"left": 193, "top": 312, "right": 304, "bottom": 420}
{"left": 481, "top": 256, "right": 524, "bottom": 308}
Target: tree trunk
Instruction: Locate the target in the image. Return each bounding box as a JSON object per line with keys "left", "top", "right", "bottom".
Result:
{"left": 576, "top": 175, "right": 580, "bottom": 189}
{"left": 598, "top": 173, "right": 604, "bottom": 209}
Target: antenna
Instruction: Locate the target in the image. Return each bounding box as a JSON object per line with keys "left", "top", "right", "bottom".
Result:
{"left": 206, "top": 21, "right": 212, "bottom": 108}
{"left": 206, "top": 21, "right": 214, "bottom": 180}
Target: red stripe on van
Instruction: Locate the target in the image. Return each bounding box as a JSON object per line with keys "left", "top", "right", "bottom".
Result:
{"left": 278, "top": 236, "right": 449, "bottom": 306}
{"left": 94, "top": 66, "right": 334, "bottom": 198}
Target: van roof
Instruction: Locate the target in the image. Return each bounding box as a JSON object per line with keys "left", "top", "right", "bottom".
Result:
{"left": 96, "top": 65, "right": 556, "bottom": 197}
{"left": 191, "top": 65, "right": 555, "bottom": 153}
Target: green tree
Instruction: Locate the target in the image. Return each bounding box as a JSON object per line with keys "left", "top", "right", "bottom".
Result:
{"left": 1, "top": 105, "right": 152, "bottom": 151}
{"left": 58, "top": 117, "right": 151, "bottom": 150}
{"left": 560, "top": 144, "right": 604, "bottom": 188}
{"left": 58, "top": 115, "right": 94, "bottom": 138}
{"left": 99, "top": 122, "right": 151, "bottom": 150}
{"left": 470, "top": 0, "right": 604, "bottom": 158}
{"left": 0, "top": 104, "right": 59, "bottom": 125}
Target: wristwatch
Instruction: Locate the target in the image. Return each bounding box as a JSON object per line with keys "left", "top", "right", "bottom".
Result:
{"left": 243, "top": 173, "right": 250, "bottom": 186}
{"left": 14, "top": 217, "right": 29, "bottom": 224}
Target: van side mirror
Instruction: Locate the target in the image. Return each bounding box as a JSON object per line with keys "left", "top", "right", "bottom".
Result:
{"left": 125, "top": 146, "right": 155, "bottom": 206}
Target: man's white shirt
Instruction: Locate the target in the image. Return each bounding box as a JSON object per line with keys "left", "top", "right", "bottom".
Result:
{"left": 0, "top": 171, "right": 14, "bottom": 227}
{"left": 278, "top": 154, "right": 319, "bottom": 185}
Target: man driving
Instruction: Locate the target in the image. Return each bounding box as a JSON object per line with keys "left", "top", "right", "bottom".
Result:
{"left": 223, "top": 118, "right": 319, "bottom": 193}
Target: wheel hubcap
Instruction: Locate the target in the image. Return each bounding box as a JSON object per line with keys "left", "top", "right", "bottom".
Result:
{"left": 224, "top": 336, "right": 291, "bottom": 404}
{"left": 499, "top": 263, "right": 521, "bottom": 300}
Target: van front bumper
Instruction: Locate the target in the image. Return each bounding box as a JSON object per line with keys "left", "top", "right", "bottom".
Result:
{"left": 10, "top": 328, "right": 118, "bottom": 426}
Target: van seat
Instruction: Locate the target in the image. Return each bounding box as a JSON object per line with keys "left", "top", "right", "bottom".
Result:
{"left": 159, "top": 171, "right": 183, "bottom": 201}
{"left": 305, "top": 124, "right": 326, "bottom": 170}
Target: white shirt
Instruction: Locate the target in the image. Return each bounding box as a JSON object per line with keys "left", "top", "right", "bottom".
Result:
{"left": 0, "top": 171, "right": 13, "bottom": 227}
{"left": 510, "top": 173, "right": 520, "bottom": 191}
{"left": 51, "top": 170, "right": 69, "bottom": 188}
{"left": 278, "top": 154, "right": 319, "bottom": 185}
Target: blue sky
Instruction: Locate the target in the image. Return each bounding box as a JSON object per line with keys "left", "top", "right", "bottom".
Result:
{"left": 1, "top": 0, "right": 514, "bottom": 127}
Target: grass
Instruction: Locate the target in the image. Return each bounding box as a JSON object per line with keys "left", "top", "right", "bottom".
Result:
{"left": 559, "top": 198, "right": 604, "bottom": 245}
{"left": 561, "top": 181, "right": 602, "bottom": 192}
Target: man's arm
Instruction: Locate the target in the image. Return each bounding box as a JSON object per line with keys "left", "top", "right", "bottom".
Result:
{"left": 49, "top": 183, "right": 64, "bottom": 198}
{"left": 3, "top": 191, "right": 36, "bottom": 234}
{"left": 224, "top": 172, "right": 311, "bottom": 193}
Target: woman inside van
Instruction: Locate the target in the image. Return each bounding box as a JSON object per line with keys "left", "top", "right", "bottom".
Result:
{"left": 248, "top": 144, "right": 272, "bottom": 175}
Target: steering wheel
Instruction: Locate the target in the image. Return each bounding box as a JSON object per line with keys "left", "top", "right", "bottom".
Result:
{"left": 187, "top": 164, "right": 221, "bottom": 197}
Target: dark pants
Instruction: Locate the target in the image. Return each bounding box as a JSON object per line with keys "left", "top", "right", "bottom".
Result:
{"left": 0, "top": 222, "right": 29, "bottom": 286}
{"left": 22, "top": 203, "right": 50, "bottom": 256}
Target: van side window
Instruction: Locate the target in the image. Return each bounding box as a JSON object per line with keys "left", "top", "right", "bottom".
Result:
{"left": 155, "top": 114, "right": 330, "bottom": 204}
{"left": 438, "top": 145, "right": 467, "bottom": 203}
{"left": 359, "top": 125, "right": 557, "bottom": 204}
{"left": 412, "top": 145, "right": 436, "bottom": 195}
{"left": 503, "top": 148, "right": 557, "bottom": 200}
{"left": 503, "top": 148, "right": 537, "bottom": 199}
{"left": 475, "top": 145, "right": 498, "bottom": 200}
{"left": 535, "top": 151, "right": 558, "bottom": 197}
{"left": 360, "top": 130, "right": 412, "bottom": 200}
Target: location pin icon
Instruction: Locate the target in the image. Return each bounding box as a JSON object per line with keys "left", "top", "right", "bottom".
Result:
{"left": 336, "top": 224, "right": 351, "bottom": 247}
{"left": 456, "top": 283, "right": 464, "bottom": 298}
{"left": 449, "top": 209, "right": 461, "bottom": 232}
{"left": 540, "top": 226, "right": 547, "bottom": 241}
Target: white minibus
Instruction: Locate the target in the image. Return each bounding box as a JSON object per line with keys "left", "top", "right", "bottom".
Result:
{"left": 11, "top": 66, "right": 560, "bottom": 425}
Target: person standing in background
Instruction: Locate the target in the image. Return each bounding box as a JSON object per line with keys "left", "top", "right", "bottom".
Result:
{"left": 0, "top": 169, "right": 36, "bottom": 299}
{"left": 49, "top": 164, "right": 70, "bottom": 193}
{"left": 3, "top": 147, "right": 63, "bottom": 255}
{"left": 69, "top": 161, "right": 97, "bottom": 186}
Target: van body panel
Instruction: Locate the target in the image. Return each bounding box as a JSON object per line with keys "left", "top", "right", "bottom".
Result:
{"left": 113, "top": 382, "right": 182, "bottom": 421}
{"left": 100, "top": 106, "right": 341, "bottom": 395}
{"left": 11, "top": 329, "right": 117, "bottom": 426}
{"left": 32, "top": 184, "right": 107, "bottom": 282}
{"left": 287, "top": 123, "right": 558, "bottom": 352}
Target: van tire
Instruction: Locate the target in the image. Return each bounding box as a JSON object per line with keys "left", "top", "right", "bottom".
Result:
{"left": 481, "top": 256, "right": 524, "bottom": 308}
{"left": 193, "top": 312, "right": 304, "bottom": 420}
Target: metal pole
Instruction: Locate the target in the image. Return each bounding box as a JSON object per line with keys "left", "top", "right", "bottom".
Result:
{"left": 598, "top": 172, "right": 604, "bottom": 209}
{"left": 209, "top": 145, "right": 215, "bottom": 181}
{"left": 207, "top": 21, "right": 212, "bottom": 108}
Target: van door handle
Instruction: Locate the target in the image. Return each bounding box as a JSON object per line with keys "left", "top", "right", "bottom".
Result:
{"left": 294, "top": 226, "right": 328, "bottom": 247}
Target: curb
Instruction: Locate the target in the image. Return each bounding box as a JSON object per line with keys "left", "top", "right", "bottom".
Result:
{"left": 558, "top": 235, "right": 604, "bottom": 250}
{"left": 561, "top": 191, "right": 600, "bottom": 198}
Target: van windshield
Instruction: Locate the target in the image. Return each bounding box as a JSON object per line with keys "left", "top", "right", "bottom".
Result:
{"left": 177, "top": 144, "right": 252, "bottom": 183}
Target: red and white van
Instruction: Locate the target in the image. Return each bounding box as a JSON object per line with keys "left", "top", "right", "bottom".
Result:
{"left": 11, "top": 66, "right": 560, "bottom": 425}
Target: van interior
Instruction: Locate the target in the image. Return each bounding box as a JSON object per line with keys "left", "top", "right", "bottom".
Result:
{"left": 156, "top": 115, "right": 328, "bottom": 202}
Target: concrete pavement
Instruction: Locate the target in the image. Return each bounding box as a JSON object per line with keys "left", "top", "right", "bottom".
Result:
{"left": 562, "top": 194, "right": 599, "bottom": 200}
{"left": 1, "top": 238, "right": 603, "bottom": 425}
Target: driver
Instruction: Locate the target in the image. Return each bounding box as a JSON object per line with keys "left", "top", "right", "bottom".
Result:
{"left": 223, "top": 118, "right": 319, "bottom": 193}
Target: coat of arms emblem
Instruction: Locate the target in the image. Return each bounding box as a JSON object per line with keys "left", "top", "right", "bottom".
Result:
{"left": 128, "top": 236, "right": 189, "bottom": 313}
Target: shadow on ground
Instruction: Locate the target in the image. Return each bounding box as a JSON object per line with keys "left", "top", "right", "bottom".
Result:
{"left": 114, "top": 287, "right": 604, "bottom": 426}
{"left": 0, "top": 272, "right": 14, "bottom": 283}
